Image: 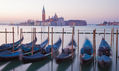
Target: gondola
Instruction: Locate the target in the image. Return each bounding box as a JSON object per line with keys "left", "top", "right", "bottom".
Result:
{"left": 0, "top": 37, "right": 47, "bottom": 61}
{"left": 21, "top": 38, "right": 48, "bottom": 54}
{"left": 22, "top": 38, "right": 62, "bottom": 63}
{"left": 97, "top": 38, "right": 112, "bottom": 68}
{"left": 18, "top": 37, "right": 37, "bottom": 53}
{"left": 55, "top": 39, "right": 76, "bottom": 63}
{"left": 0, "top": 36, "right": 36, "bottom": 55}
{"left": 0, "top": 37, "right": 24, "bottom": 51}
{"left": 80, "top": 39, "right": 93, "bottom": 64}
{"left": 23, "top": 38, "right": 48, "bottom": 56}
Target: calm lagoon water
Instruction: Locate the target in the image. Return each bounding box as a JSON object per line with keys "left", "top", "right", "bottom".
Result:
{"left": 0, "top": 25, "right": 119, "bottom": 71}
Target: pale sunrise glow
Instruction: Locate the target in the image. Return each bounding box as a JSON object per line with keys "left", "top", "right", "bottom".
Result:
{"left": 0, "top": 0, "right": 119, "bottom": 24}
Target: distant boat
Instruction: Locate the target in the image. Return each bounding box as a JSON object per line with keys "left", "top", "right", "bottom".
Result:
{"left": 0, "top": 37, "right": 24, "bottom": 51}
{"left": 97, "top": 38, "right": 112, "bottom": 68}
{"left": 22, "top": 38, "right": 62, "bottom": 63}
{"left": 55, "top": 39, "right": 77, "bottom": 63}
{"left": 80, "top": 38, "right": 94, "bottom": 64}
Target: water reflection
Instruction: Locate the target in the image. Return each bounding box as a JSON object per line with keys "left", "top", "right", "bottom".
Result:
{"left": 56, "top": 55, "right": 75, "bottom": 71}
{"left": 56, "top": 60, "right": 73, "bottom": 71}
{"left": 0, "top": 62, "right": 8, "bottom": 66}
{"left": 51, "top": 59, "right": 53, "bottom": 71}
{"left": 97, "top": 63, "right": 112, "bottom": 71}
{"left": 1, "top": 60, "right": 22, "bottom": 71}
{"left": 80, "top": 62, "right": 93, "bottom": 71}
{"left": 26, "top": 58, "right": 51, "bottom": 71}
{"left": 71, "top": 63, "right": 74, "bottom": 71}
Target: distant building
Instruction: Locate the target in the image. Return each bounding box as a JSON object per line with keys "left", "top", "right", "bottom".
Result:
{"left": 27, "top": 19, "right": 34, "bottom": 25}
{"left": 46, "top": 13, "right": 65, "bottom": 26}
{"left": 19, "top": 6, "right": 87, "bottom": 26}
{"left": 65, "top": 20, "right": 87, "bottom": 26}
{"left": 19, "top": 19, "right": 35, "bottom": 26}
{"left": 42, "top": 6, "right": 46, "bottom": 22}
{"left": 98, "top": 21, "right": 119, "bottom": 26}
{"left": 34, "top": 21, "right": 41, "bottom": 26}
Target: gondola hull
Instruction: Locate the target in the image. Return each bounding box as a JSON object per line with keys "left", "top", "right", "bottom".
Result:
{"left": 55, "top": 53, "right": 75, "bottom": 63}
{"left": 21, "top": 37, "right": 37, "bottom": 53}
{"left": 55, "top": 39, "right": 77, "bottom": 63}
{"left": 0, "top": 51, "right": 21, "bottom": 61}
{"left": 80, "top": 54, "right": 94, "bottom": 64}
{"left": 0, "top": 38, "right": 49, "bottom": 61}
{"left": 21, "top": 38, "right": 48, "bottom": 53}
{"left": 23, "top": 53, "right": 49, "bottom": 63}
{"left": 22, "top": 38, "right": 61, "bottom": 63}
{"left": 97, "top": 55, "right": 112, "bottom": 68}
{"left": 98, "top": 61, "right": 112, "bottom": 68}
{"left": 0, "top": 37, "right": 24, "bottom": 51}
{"left": 22, "top": 48, "right": 59, "bottom": 63}
{"left": 80, "top": 39, "right": 93, "bottom": 64}
{"left": 97, "top": 38, "right": 112, "bottom": 68}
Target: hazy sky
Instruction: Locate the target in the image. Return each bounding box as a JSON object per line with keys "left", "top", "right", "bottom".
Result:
{"left": 0, "top": 0, "right": 119, "bottom": 24}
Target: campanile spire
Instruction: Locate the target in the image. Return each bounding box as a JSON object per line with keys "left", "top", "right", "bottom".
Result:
{"left": 42, "top": 6, "right": 45, "bottom": 22}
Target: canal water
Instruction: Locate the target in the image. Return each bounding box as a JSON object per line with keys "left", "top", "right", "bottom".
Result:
{"left": 0, "top": 25, "right": 119, "bottom": 71}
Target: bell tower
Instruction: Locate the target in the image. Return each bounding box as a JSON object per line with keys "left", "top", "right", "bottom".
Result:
{"left": 42, "top": 6, "right": 45, "bottom": 22}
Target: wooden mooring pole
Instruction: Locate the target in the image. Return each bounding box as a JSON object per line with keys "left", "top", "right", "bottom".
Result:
{"left": 20, "top": 28, "right": 21, "bottom": 39}
{"left": 116, "top": 29, "right": 118, "bottom": 59}
{"left": 41, "top": 27, "right": 42, "bottom": 43}
{"left": 20, "top": 28, "right": 23, "bottom": 39}
{"left": 78, "top": 29, "right": 79, "bottom": 53}
{"left": 111, "top": 28, "right": 113, "bottom": 47}
{"left": 116, "top": 29, "right": 118, "bottom": 71}
{"left": 93, "top": 29, "right": 96, "bottom": 71}
{"left": 72, "top": 27, "right": 74, "bottom": 57}
{"left": 20, "top": 28, "right": 23, "bottom": 44}
{"left": 78, "top": 29, "right": 81, "bottom": 71}
{"left": 113, "top": 28, "right": 114, "bottom": 48}
{"left": 50, "top": 28, "right": 53, "bottom": 71}
{"left": 104, "top": 29, "right": 105, "bottom": 39}
{"left": 48, "top": 26, "right": 49, "bottom": 45}
{"left": 34, "top": 28, "right": 36, "bottom": 38}
{"left": 51, "top": 27, "right": 53, "bottom": 57}
{"left": 31, "top": 28, "right": 35, "bottom": 55}
{"left": 62, "top": 28, "right": 64, "bottom": 50}
{"left": 17, "top": 26, "right": 19, "bottom": 35}
{"left": 31, "top": 28, "right": 33, "bottom": 42}
{"left": 12, "top": 27, "right": 14, "bottom": 52}
{"left": 5, "top": 28, "right": 7, "bottom": 44}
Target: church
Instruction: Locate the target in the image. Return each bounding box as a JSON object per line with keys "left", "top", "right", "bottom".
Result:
{"left": 40, "top": 6, "right": 65, "bottom": 26}
{"left": 24, "top": 6, "right": 87, "bottom": 26}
